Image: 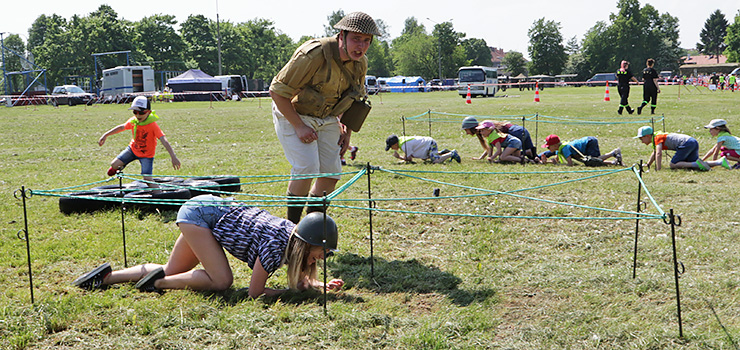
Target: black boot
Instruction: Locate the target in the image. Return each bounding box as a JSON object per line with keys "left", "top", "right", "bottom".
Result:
{"left": 306, "top": 193, "right": 330, "bottom": 214}
{"left": 637, "top": 103, "right": 645, "bottom": 115}
{"left": 618, "top": 106, "right": 623, "bottom": 115}
{"left": 651, "top": 107, "right": 656, "bottom": 115}
{"left": 626, "top": 106, "right": 634, "bottom": 114}
{"left": 287, "top": 192, "right": 307, "bottom": 224}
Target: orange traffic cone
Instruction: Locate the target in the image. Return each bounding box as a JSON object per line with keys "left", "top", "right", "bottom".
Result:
{"left": 534, "top": 82, "right": 540, "bottom": 102}
{"left": 466, "top": 84, "right": 472, "bottom": 104}
{"left": 604, "top": 82, "right": 611, "bottom": 101}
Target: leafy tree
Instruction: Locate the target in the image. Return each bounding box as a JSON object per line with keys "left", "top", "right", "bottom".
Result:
{"left": 579, "top": 0, "right": 680, "bottom": 77}
{"left": 135, "top": 14, "right": 185, "bottom": 70}
{"left": 725, "top": 10, "right": 740, "bottom": 62}
{"left": 501, "top": 51, "right": 527, "bottom": 77}
{"left": 527, "top": 18, "right": 567, "bottom": 75}
{"left": 323, "top": 10, "right": 346, "bottom": 37}
{"left": 697, "top": 9, "right": 728, "bottom": 63}
{"left": 565, "top": 36, "right": 580, "bottom": 55}
{"left": 392, "top": 31, "right": 437, "bottom": 78}
{"left": 181, "top": 15, "right": 218, "bottom": 75}
{"left": 27, "top": 14, "right": 66, "bottom": 52}
{"left": 462, "top": 38, "right": 492, "bottom": 67}
{"left": 580, "top": 21, "right": 613, "bottom": 76}
{"left": 374, "top": 19, "right": 391, "bottom": 41}
{"left": 367, "top": 39, "right": 393, "bottom": 77}
{"left": 237, "top": 18, "right": 296, "bottom": 81}
{"left": 432, "top": 21, "right": 466, "bottom": 79}
{"left": 2, "top": 34, "right": 27, "bottom": 93}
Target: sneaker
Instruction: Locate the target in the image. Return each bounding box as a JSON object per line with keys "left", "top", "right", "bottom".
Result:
{"left": 135, "top": 267, "right": 165, "bottom": 293}
{"left": 450, "top": 150, "right": 461, "bottom": 163}
{"left": 613, "top": 148, "right": 623, "bottom": 166}
{"left": 732, "top": 162, "right": 740, "bottom": 170}
{"left": 637, "top": 105, "right": 643, "bottom": 115}
{"left": 695, "top": 160, "right": 710, "bottom": 171}
{"left": 349, "top": 146, "right": 359, "bottom": 160}
{"left": 720, "top": 156, "right": 731, "bottom": 170}
{"left": 72, "top": 263, "right": 111, "bottom": 290}
{"left": 341, "top": 157, "right": 346, "bottom": 166}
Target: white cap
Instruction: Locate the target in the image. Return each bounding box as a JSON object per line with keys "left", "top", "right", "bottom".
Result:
{"left": 704, "top": 119, "right": 727, "bottom": 129}
{"left": 128, "top": 96, "right": 149, "bottom": 111}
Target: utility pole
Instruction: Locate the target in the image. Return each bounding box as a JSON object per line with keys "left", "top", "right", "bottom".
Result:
{"left": 216, "top": 0, "right": 222, "bottom": 75}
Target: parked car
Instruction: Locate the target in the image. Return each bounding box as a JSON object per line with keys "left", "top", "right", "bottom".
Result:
{"left": 586, "top": 73, "right": 617, "bottom": 87}
{"left": 51, "top": 85, "right": 95, "bottom": 106}
{"left": 658, "top": 71, "right": 673, "bottom": 82}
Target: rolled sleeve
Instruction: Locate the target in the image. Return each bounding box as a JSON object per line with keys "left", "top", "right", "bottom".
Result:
{"left": 270, "top": 42, "right": 324, "bottom": 99}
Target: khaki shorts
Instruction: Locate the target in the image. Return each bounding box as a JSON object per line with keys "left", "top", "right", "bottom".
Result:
{"left": 272, "top": 101, "right": 342, "bottom": 179}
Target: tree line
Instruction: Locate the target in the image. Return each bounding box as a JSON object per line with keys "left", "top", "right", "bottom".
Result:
{"left": 1, "top": 1, "right": 739, "bottom": 93}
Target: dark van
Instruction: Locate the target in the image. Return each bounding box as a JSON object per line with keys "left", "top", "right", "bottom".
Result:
{"left": 586, "top": 73, "right": 617, "bottom": 87}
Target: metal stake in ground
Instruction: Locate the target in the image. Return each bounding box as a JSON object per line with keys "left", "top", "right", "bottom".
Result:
{"left": 14, "top": 186, "right": 34, "bottom": 304}
{"left": 366, "top": 162, "right": 375, "bottom": 278}
{"left": 119, "top": 173, "right": 128, "bottom": 268}
{"left": 632, "top": 161, "right": 645, "bottom": 278}
{"left": 322, "top": 192, "right": 328, "bottom": 316}
{"left": 666, "top": 208, "right": 684, "bottom": 337}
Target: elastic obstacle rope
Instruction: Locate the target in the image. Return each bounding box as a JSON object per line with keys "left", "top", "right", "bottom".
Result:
{"left": 16, "top": 162, "right": 686, "bottom": 336}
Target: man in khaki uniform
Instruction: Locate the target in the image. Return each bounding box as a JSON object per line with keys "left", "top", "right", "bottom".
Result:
{"left": 270, "top": 12, "right": 380, "bottom": 223}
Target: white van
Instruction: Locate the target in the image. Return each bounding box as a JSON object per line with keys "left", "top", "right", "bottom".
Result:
{"left": 215, "top": 75, "right": 247, "bottom": 96}
{"left": 365, "top": 75, "right": 379, "bottom": 94}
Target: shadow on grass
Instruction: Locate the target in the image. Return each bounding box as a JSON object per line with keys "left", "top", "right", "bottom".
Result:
{"left": 201, "top": 253, "right": 494, "bottom": 307}
{"left": 331, "top": 253, "right": 495, "bottom": 307}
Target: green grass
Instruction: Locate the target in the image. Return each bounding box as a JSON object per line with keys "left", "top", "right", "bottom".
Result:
{"left": 2, "top": 86, "right": 740, "bottom": 349}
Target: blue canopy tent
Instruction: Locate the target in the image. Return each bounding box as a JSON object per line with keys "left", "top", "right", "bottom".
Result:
{"left": 387, "top": 76, "right": 427, "bottom": 93}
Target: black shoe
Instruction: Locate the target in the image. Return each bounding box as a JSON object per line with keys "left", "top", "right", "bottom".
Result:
{"left": 135, "top": 267, "right": 165, "bottom": 293}
{"left": 73, "top": 263, "right": 112, "bottom": 290}
{"left": 617, "top": 107, "right": 623, "bottom": 115}
{"left": 637, "top": 105, "right": 643, "bottom": 115}
{"left": 627, "top": 106, "right": 634, "bottom": 114}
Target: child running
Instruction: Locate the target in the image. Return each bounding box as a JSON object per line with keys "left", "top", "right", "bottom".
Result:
{"left": 701, "top": 119, "right": 740, "bottom": 169}
{"left": 634, "top": 126, "right": 729, "bottom": 171}
{"left": 99, "top": 96, "right": 180, "bottom": 187}
{"left": 385, "top": 135, "right": 460, "bottom": 164}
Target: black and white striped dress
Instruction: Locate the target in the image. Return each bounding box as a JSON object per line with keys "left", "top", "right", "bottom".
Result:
{"left": 211, "top": 206, "right": 294, "bottom": 274}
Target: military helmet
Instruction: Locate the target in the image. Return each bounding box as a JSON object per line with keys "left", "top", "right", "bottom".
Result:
{"left": 333, "top": 12, "right": 381, "bottom": 36}
{"left": 461, "top": 116, "right": 479, "bottom": 130}
{"left": 294, "top": 212, "right": 338, "bottom": 251}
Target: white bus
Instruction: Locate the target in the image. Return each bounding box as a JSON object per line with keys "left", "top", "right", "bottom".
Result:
{"left": 457, "top": 66, "right": 498, "bottom": 98}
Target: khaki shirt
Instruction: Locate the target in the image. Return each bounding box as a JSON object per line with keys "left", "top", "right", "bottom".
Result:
{"left": 270, "top": 36, "right": 367, "bottom": 118}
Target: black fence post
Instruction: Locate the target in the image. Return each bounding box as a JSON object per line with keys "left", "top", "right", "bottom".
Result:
{"left": 14, "top": 187, "right": 34, "bottom": 304}
{"left": 632, "top": 161, "right": 644, "bottom": 278}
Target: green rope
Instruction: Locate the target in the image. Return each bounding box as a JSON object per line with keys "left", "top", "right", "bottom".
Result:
{"left": 31, "top": 165, "right": 667, "bottom": 221}
{"left": 378, "top": 168, "right": 661, "bottom": 218}
{"left": 631, "top": 166, "right": 665, "bottom": 216}
{"left": 329, "top": 203, "right": 664, "bottom": 220}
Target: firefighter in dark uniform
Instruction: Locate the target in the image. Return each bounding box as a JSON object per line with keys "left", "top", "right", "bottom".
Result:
{"left": 638, "top": 58, "right": 660, "bottom": 115}
{"left": 616, "top": 60, "right": 639, "bottom": 115}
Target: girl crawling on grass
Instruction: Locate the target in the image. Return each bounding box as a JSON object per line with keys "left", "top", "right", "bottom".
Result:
{"left": 73, "top": 195, "right": 344, "bottom": 298}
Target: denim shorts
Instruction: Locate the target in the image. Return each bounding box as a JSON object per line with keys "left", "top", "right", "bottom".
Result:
{"left": 671, "top": 138, "right": 699, "bottom": 163}
{"left": 176, "top": 195, "right": 233, "bottom": 229}
{"left": 116, "top": 146, "right": 154, "bottom": 175}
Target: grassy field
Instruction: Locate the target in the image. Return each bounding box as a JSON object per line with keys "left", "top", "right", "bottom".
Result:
{"left": 2, "top": 85, "right": 740, "bottom": 349}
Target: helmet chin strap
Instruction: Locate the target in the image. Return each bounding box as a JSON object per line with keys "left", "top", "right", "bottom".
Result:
{"left": 341, "top": 30, "right": 350, "bottom": 60}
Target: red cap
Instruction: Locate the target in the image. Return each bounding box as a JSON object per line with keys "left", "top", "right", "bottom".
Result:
{"left": 542, "top": 134, "right": 560, "bottom": 148}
